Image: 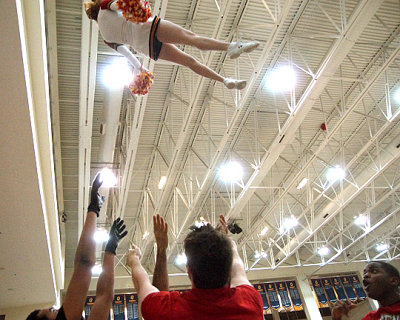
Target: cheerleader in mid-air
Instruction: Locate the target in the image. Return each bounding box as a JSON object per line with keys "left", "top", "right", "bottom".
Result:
{"left": 84, "top": 0, "right": 259, "bottom": 94}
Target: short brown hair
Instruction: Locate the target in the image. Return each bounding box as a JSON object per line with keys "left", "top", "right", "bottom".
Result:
{"left": 83, "top": 1, "right": 100, "bottom": 21}
{"left": 184, "top": 224, "right": 233, "bottom": 289}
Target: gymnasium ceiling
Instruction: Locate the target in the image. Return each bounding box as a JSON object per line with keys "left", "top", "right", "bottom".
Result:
{"left": 3, "top": 0, "right": 400, "bottom": 307}
{"left": 50, "top": 0, "right": 400, "bottom": 284}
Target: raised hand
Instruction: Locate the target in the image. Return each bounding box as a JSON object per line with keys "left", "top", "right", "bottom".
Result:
{"left": 126, "top": 244, "right": 142, "bottom": 269}
{"left": 153, "top": 214, "right": 168, "bottom": 250}
{"left": 331, "top": 300, "right": 358, "bottom": 320}
{"left": 105, "top": 218, "right": 128, "bottom": 255}
{"left": 216, "top": 214, "right": 229, "bottom": 235}
{"left": 88, "top": 172, "right": 104, "bottom": 217}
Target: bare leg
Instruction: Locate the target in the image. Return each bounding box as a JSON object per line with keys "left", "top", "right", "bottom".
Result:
{"left": 156, "top": 20, "right": 230, "bottom": 51}
{"left": 158, "top": 43, "right": 225, "bottom": 83}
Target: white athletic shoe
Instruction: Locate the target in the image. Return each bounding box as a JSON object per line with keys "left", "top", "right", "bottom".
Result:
{"left": 227, "top": 41, "right": 260, "bottom": 59}
{"left": 223, "top": 78, "right": 247, "bottom": 90}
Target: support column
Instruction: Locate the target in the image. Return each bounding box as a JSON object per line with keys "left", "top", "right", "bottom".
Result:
{"left": 296, "top": 274, "right": 323, "bottom": 320}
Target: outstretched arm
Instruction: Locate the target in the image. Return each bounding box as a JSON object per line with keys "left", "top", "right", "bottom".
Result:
{"left": 217, "top": 215, "right": 251, "bottom": 287}
{"left": 116, "top": 45, "right": 143, "bottom": 72}
{"left": 63, "top": 173, "right": 103, "bottom": 320}
{"left": 152, "top": 214, "right": 169, "bottom": 291}
{"left": 126, "top": 245, "right": 159, "bottom": 310}
{"left": 89, "top": 218, "right": 128, "bottom": 320}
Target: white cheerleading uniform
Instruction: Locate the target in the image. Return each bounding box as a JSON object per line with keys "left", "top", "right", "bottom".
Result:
{"left": 97, "top": 8, "right": 154, "bottom": 57}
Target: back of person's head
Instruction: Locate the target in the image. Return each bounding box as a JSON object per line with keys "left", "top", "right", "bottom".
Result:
{"left": 26, "top": 310, "right": 43, "bottom": 320}
{"left": 371, "top": 261, "right": 400, "bottom": 284}
{"left": 184, "top": 224, "right": 233, "bottom": 289}
{"left": 84, "top": 1, "right": 100, "bottom": 21}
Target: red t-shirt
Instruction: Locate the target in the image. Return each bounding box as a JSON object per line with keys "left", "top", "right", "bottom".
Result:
{"left": 141, "top": 285, "right": 263, "bottom": 320}
{"left": 362, "top": 301, "right": 400, "bottom": 320}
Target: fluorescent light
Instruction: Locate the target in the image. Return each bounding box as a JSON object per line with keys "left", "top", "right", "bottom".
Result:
{"left": 175, "top": 253, "right": 187, "bottom": 265}
{"left": 354, "top": 214, "right": 368, "bottom": 226}
{"left": 297, "top": 178, "right": 308, "bottom": 189}
{"left": 318, "top": 246, "right": 330, "bottom": 256}
{"left": 102, "top": 58, "right": 132, "bottom": 90}
{"left": 94, "top": 228, "right": 109, "bottom": 243}
{"left": 260, "top": 226, "right": 269, "bottom": 236}
{"left": 376, "top": 243, "right": 389, "bottom": 252}
{"left": 158, "top": 176, "right": 167, "bottom": 189}
{"left": 218, "top": 161, "right": 243, "bottom": 183}
{"left": 326, "top": 165, "right": 346, "bottom": 183}
{"left": 266, "top": 66, "right": 296, "bottom": 92}
{"left": 100, "top": 167, "right": 117, "bottom": 187}
{"left": 91, "top": 264, "right": 102, "bottom": 276}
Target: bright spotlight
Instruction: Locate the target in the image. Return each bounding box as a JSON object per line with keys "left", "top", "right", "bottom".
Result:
{"left": 266, "top": 66, "right": 296, "bottom": 92}
{"left": 280, "top": 216, "right": 298, "bottom": 234}
{"left": 100, "top": 167, "right": 118, "bottom": 188}
{"left": 376, "top": 243, "right": 389, "bottom": 252}
{"left": 326, "top": 166, "right": 346, "bottom": 184}
{"left": 94, "top": 228, "right": 109, "bottom": 243}
{"left": 218, "top": 161, "right": 243, "bottom": 183}
{"left": 175, "top": 253, "right": 187, "bottom": 265}
{"left": 102, "top": 58, "right": 132, "bottom": 90}
{"left": 318, "top": 246, "right": 330, "bottom": 256}
{"left": 91, "top": 264, "right": 103, "bottom": 276}
{"left": 142, "top": 231, "right": 149, "bottom": 240}
{"left": 354, "top": 214, "right": 368, "bottom": 226}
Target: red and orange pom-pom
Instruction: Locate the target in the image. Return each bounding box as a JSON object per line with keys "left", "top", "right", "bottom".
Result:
{"left": 129, "top": 70, "right": 154, "bottom": 96}
{"left": 116, "top": 0, "right": 152, "bottom": 24}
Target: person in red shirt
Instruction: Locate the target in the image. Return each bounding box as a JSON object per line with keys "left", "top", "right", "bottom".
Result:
{"left": 126, "top": 215, "right": 263, "bottom": 320}
{"left": 332, "top": 261, "right": 400, "bottom": 320}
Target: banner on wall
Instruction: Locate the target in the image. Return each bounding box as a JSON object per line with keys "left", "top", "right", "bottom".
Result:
{"left": 322, "top": 278, "right": 337, "bottom": 303}
{"left": 126, "top": 294, "right": 139, "bottom": 320}
{"left": 276, "top": 282, "right": 292, "bottom": 308}
{"left": 254, "top": 283, "right": 270, "bottom": 310}
{"left": 312, "top": 279, "right": 328, "bottom": 304}
{"left": 286, "top": 281, "right": 302, "bottom": 308}
{"left": 351, "top": 275, "right": 366, "bottom": 299}
{"left": 340, "top": 276, "right": 357, "bottom": 300}
{"left": 265, "top": 282, "right": 280, "bottom": 309}
{"left": 113, "top": 294, "right": 125, "bottom": 320}
{"left": 84, "top": 296, "right": 95, "bottom": 320}
{"left": 332, "top": 277, "right": 347, "bottom": 301}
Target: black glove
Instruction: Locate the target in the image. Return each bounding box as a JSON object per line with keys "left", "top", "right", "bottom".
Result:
{"left": 105, "top": 218, "right": 128, "bottom": 255}
{"left": 228, "top": 223, "right": 242, "bottom": 234}
{"left": 87, "top": 173, "right": 104, "bottom": 217}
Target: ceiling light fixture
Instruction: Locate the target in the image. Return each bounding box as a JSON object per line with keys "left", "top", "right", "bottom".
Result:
{"left": 218, "top": 161, "right": 243, "bottom": 183}
{"left": 254, "top": 250, "right": 268, "bottom": 259}
{"left": 102, "top": 58, "right": 132, "bottom": 90}
{"left": 326, "top": 165, "right": 346, "bottom": 184}
{"left": 93, "top": 228, "right": 109, "bottom": 243}
{"left": 317, "top": 246, "right": 330, "bottom": 256}
{"left": 376, "top": 243, "right": 389, "bottom": 252}
{"left": 175, "top": 253, "right": 187, "bottom": 265}
{"left": 100, "top": 167, "right": 117, "bottom": 187}
{"left": 280, "top": 216, "right": 298, "bottom": 234}
{"left": 158, "top": 176, "right": 167, "bottom": 189}
{"left": 266, "top": 65, "right": 296, "bottom": 92}
{"left": 260, "top": 226, "right": 269, "bottom": 236}
{"left": 297, "top": 178, "right": 308, "bottom": 190}
{"left": 142, "top": 231, "right": 149, "bottom": 240}
{"left": 354, "top": 214, "right": 368, "bottom": 226}
{"left": 91, "top": 264, "right": 103, "bottom": 276}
